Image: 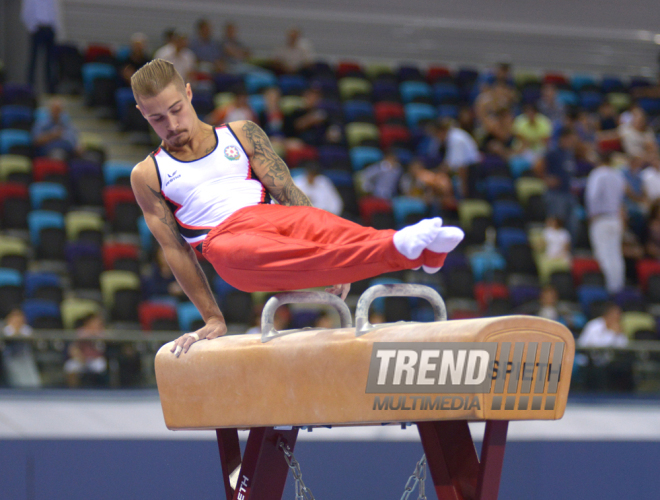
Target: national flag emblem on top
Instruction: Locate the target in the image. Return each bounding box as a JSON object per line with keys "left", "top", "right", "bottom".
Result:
{"left": 224, "top": 145, "right": 240, "bottom": 161}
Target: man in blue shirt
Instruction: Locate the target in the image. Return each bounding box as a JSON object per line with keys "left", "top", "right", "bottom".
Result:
{"left": 32, "top": 98, "right": 79, "bottom": 159}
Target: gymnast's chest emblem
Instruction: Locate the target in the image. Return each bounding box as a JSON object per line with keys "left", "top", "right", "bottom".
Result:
{"left": 224, "top": 145, "right": 240, "bottom": 161}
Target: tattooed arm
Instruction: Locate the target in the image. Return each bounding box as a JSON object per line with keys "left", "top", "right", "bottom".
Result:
{"left": 230, "top": 120, "right": 312, "bottom": 207}
{"left": 131, "top": 158, "right": 226, "bottom": 355}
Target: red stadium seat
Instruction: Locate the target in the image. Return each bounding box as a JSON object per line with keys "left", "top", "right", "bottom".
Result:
{"left": 85, "top": 44, "right": 114, "bottom": 63}
{"left": 598, "top": 137, "right": 623, "bottom": 152}
{"left": 572, "top": 257, "right": 601, "bottom": 286}
{"left": 449, "top": 309, "right": 479, "bottom": 320}
{"left": 138, "top": 302, "right": 178, "bottom": 331}
{"left": 543, "top": 72, "right": 569, "bottom": 87}
{"left": 103, "top": 186, "right": 136, "bottom": 221}
{"left": 0, "top": 182, "right": 28, "bottom": 215}
{"left": 336, "top": 61, "right": 364, "bottom": 79}
{"left": 474, "top": 282, "right": 509, "bottom": 312}
{"left": 285, "top": 145, "right": 319, "bottom": 169}
{"left": 32, "top": 157, "right": 68, "bottom": 182}
{"left": 103, "top": 242, "right": 140, "bottom": 270}
{"left": 374, "top": 102, "right": 405, "bottom": 125}
{"left": 636, "top": 259, "right": 660, "bottom": 291}
{"left": 379, "top": 124, "right": 411, "bottom": 150}
{"left": 427, "top": 66, "right": 452, "bottom": 84}
{"left": 358, "top": 196, "right": 392, "bottom": 225}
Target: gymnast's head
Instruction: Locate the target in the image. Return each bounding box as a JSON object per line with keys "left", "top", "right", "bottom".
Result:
{"left": 131, "top": 59, "right": 196, "bottom": 148}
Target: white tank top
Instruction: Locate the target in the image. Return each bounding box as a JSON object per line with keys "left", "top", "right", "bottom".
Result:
{"left": 151, "top": 125, "right": 270, "bottom": 246}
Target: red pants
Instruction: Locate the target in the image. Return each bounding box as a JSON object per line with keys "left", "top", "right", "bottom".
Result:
{"left": 202, "top": 204, "right": 447, "bottom": 292}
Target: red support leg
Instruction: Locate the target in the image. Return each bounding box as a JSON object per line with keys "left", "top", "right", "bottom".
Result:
{"left": 474, "top": 421, "right": 509, "bottom": 500}
{"left": 217, "top": 429, "right": 242, "bottom": 500}
{"left": 230, "top": 427, "right": 299, "bottom": 500}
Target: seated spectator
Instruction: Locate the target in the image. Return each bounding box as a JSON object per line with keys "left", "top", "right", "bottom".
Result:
{"left": 535, "top": 127, "right": 579, "bottom": 238}
{"left": 512, "top": 103, "right": 552, "bottom": 162}
{"left": 64, "top": 313, "right": 108, "bottom": 388}
{"left": 457, "top": 105, "right": 476, "bottom": 137}
{"left": 401, "top": 159, "right": 456, "bottom": 212}
{"left": 189, "top": 18, "right": 224, "bottom": 74}
{"left": 475, "top": 80, "right": 516, "bottom": 125}
{"left": 542, "top": 216, "right": 572, "bottom": 264}
{"left": 120, "top": 33, "right": 150, "bottom": 87}
{"left": 596, "top": 101, "right": 619, "bottom": 133}
{"left": 644, "top": 200, "right": 660, "bottom": 259}
{"left": 2, "top": 309, "right": 41, "bottom": 388}
{"left": 259, "top": 87, "right": 285, "bottom": 138}
{"left": 622, "top": 217, "right": 644, "bottom": 285}
{"left": 481, "top": 107, "right": 515, "bottom": 160}
{"left": 537, "top": 285, "right": 563, "bottom": 322}
{"left": 641, "top": 158, "right": 660, "bottom": 202}
{"left": 619, "top": 106, "right": 659, "bottom": 164}
{"left": 357, "top": 150, "right": 404, "bottom": 200}
{"left": 283, "top": 87, "right": 332, "bottom": 146}
{"left": 32, "top": 98, "right": 80, "bottom": 159}
{"left": 623, "top": 155, "right": 648, "bottom": 235}
{"left": 273, "top": 27, "right": 314, "bottom": 74}
{"left": 142, "top": 247, "right": 185, "bottom": 300}
{"left": 537, "top": 83, "right": 565, "bottom": 126}
{"left": 293, "top": 161, "right": 343, "bottom": 215}
{"left": 154, "top": 31, "right": 196, "bottom": 81}
{"left": 207, "top": 88, "right": 258, "bottom": 126}
{"left": 577, "top": 302, "right": 627, "bottom": 348}
{"left": 574, "top": 110, "right": 598, "bottom": 159}
{"left": 221, "top": 22, "right": 251, "bottom": 73}
{"left": 314, "top": 310, "right": 337, "bottom": 329}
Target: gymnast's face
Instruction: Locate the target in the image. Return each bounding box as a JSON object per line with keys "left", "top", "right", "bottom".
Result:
{"left": 137, "top": 83, "right": 197, "bottom": 148}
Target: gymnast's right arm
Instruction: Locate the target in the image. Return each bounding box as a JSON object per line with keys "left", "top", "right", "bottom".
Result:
{"left": 131, "top": 158, "right": 227, "bottom": 356}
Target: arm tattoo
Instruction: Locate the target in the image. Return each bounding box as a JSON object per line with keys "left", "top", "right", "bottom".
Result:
{"left": 146, "top": 185, "right": 185, "bottom": 246}
{"left": 241, "top": 121, "right": 312, "bottom": 207}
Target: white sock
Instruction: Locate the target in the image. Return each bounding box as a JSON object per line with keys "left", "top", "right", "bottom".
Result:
{"left": 422, "top": 227, "right": 465, "bottom": 274}
{"left": 392, "top": 218, "right": 443, "bottom": 260}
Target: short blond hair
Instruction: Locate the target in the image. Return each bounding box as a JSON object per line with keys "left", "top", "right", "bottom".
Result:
{"left": 131, "top": 59, "right": 185, "bottom": 99}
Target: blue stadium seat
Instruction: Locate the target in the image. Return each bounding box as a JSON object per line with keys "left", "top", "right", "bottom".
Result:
{"left": 343, "top": 100, "right": 374, "bottom": 122}
{"left": 432, "top": 83, "right": 460, "bottom": 105}
{"left": 393, "top": 147, "right": 414, "bottom": 165}
{"left": 0, "top": 268, "right": 23, "bottom": 287}
{"left": 492, "top": 201, "right": 524, "bottom": 227}
{"left": 248, "top": 94, "right": 266, "bottom": 115}
{"left": 399, "top": 81, "right": 431, "bottom": 104}
{"left": 404, "top": 103, "right": 436, "bottom": 128}
{"left": 372, "top": 80, "right": 399, "bottom": 102}
{"left": 397, "top": 65, "right": 424, "bottom": 82}
{"left": 601, "top": 76, "right": 625, "bottom": 94}
{"left": 25, "top": 272, "right": 61, "bottom": 298}
{"left": 571, "top": 74, "right": 597, "bottom": 91}
{"left": 469, "top": 250, "right": 506, "bottom": 282}
{"left": 318, "top": 145, "right": 350, "bottom": 169}
{"left": 81, "top": 63, "right": 117, "bottom": 96}
{"left": 114, "top": 88, "right": 136, "bottom": 122}
{"left": 0, "top": 129, "right": 31, "bottom": 154}
{"left": 1, "top": 105, "right": 33, "bottom": 128}
{"left": 497, "top": 227, "right": 529, "bottom": 255}
{"left": 577, "top": 285, "right": 609, "bottom": 316}
{"left": 323, "top": 170, "right": 354, "bottom": 188}
{"left": 483, "top": 176, "right": 515, "bottom": 203}
{"left": 138, "top": 216, "right": 153, "bottom": 253}
{"left": 579, "top": 91, "right": 603, "bottom": 111}
{"left": 392, "top": 196, "right": 427, "bottom": 228}
{"left": 103, "top": 161, "right": 133, "bottom": 186}
{"left": 637, "top": 98, "right": 660, "bottom": 116}
{"left": 556, "top": 90, "right": 578, "bottom": 107}
{"left": 278, "top": 75, "right": 308, "bottom": 95}
{"left": 177, "top": 302, "right": 203, "bottom": 331}
{"left": 508, "top": 156, "right": 533, "bottom": 178}
{"left": 350, "top": 146, "right": 383, "bottom": 171}
{"left": 191, "top": 91, "right": 214, "bottom": 117}
{"left": 213, "top": 275, "right": 237, "bottom": 300}
{"left": 509, "top": 284, "right": 541, "bottom": 307}
{"left": 29, "top": 182, "right": 68, "bottom": 210}
{"left": 27, "top": 210, "right": 64, "bottom": 248}
{"left": 22, "top": 299, "right": 61, "bottom": 326}
{"left": 437, "top": 104, "right": 459, "bottom": 119}
{"left": 245, "top": 71, "right": 278, "bottom": 94}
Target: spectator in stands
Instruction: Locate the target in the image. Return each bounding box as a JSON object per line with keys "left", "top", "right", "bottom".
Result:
{"left": 283, "top": 86, "right": 332, "bottom": 146}
{"left": 64, "top": 313, "right": 108, "bottom": 388}
{"left": 154, "top": 32, "right": 196, "bottom": 82}
{"left": 538, "top": 83, "right": 565, "bottom": 126}
{"left": 585, "top": 150, "right": 626, "bottom": 294}
{"left": 536, "top": 285, "right": 565, "bottom": 322}
{"left": 641, "top": 158, "right": 660, "bottom": 202}
{"left": 273, "top": 27, "right": 315, "bottom": 74}
{"left": 644, "top": 200, "right": 660, "bottom": 259}
{"left": 259, "top": 87, "right": 285, "bottom": 138}
{"left": 402, "top": 159, "right": 456, "bottom": 212}
{"left": 221, "top": 22, "right": 252, "bottom": 73}
{"left": 457, "top": 105, "right": 476, "bottom": 138}
{"left": 577, "top": 302, "right": 627, "bottom": 348}
{"left": 596, "top": 101, "right": 619, "bottom": 133}
{"left": 32, "top": 98, "right": 80, "bottom": 159}
{"left": 357, "top": 150, "right": 404, "bottom": 200}
{"left": 622, "top": 217, "right": 644, "bottom": 285}
{"left": 535, "top": 127, "right": 579, "bottom": 239}
{"left": 293, "top": 161, "right": 343, "bottom": 215}
{"left": 22, "top": 0, "right": 59, "bottom": 93}
{"left": 474, "top": 79, "right": 516, "bottom": 125}
{"left": 512, "top": 103, "right": 552, "bottom": 162}
{"left": 619, "top": 107, "right": 659, "bottom": 165}
{"left": 189, "top": 19, "right": 224, "bottom": 74}
{"left": 481, "top": 107, "right": 515, "bottom": 160}
{"left": 542, "top": 216, "right": 572, "bottom": 264}
{"left": 314, "top": 310, "right": 337, "bottom": 329}
{"left": 207, "top": 88, "right": 258, "bottom": 126}
{"left": 245, "top": 303, "right": 291, "bottom": 334}
{"left": 120, "top": 33, "right": 150, "bottom": 87}
{"left": 2, "top": 309, "right": 41, "bottom": 388}
{"left": 623, "top": 155, "right": 648, "bottom": 236}
{"left": 142, "top": 246, "right": 184, "bottom": 300}
{"left": 574, "top": 110, "right": 598, "bottom": 158}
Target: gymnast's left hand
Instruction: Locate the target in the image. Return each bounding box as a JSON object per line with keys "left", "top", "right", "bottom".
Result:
{"left": 325, "top": 283, "right": 351, "bottom": 301}
{"left": 171, "top": 316, "right": 227, "bottom": 358}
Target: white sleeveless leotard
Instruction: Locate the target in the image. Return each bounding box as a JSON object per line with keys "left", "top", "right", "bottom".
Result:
{"left": 150, "top": 124, "right": 270, "bottom": 247}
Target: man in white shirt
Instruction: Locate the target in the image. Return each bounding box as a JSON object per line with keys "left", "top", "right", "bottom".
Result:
{"left": 21, "top": 0, "right": 61, "bottom": 93}
{"left": 584, "top": 150, "right": 626, "bottom": 294}
{"left": 293, "top": 162, "right": 343, "bottom": 216}
{"left": 154, "top": 32, "right": 196, "bottom": 82}
{"left": 432, "top": 118, "right": 480, "bottom": 198}
{"left": 273, "top": 28, "right": 315, "bottom": 74}
{"left": 578, "top": 302, "right": 627, "bottom": 348}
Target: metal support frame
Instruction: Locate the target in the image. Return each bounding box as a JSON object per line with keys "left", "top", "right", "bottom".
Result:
{"left": 216, "top": 420, "right": 508, "bottom": 500}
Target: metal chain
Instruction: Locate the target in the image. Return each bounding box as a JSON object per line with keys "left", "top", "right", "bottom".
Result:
{"left": 400, "top": 454, "right": 428, "bottom": 500}
{"left": 279, "top": 441, "right": 316, "bottom": 500}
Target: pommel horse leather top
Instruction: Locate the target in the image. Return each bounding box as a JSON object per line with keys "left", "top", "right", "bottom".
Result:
{"left": 156, "top": 285, "right": 574, "bottom": 431}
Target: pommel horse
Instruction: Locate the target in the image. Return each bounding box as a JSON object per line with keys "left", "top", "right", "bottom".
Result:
{"left": 155, "top": 284, "right": 575, "bottom": 500}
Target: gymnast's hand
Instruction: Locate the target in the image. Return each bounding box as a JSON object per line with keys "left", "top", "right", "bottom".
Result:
{"left": 325, "top": 283, "right": 350, "bottom": 301}
{"left": 171, "top": 316, "right": 227, "bottom": 358}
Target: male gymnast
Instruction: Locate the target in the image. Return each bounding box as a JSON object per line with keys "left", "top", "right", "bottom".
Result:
{"left": 129, "top": 60, "right": 464, "bottom": 357}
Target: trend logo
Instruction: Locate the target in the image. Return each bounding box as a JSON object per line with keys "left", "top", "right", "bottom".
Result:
{"left": 168, "top": 170, "right": 178, "bottom": 178}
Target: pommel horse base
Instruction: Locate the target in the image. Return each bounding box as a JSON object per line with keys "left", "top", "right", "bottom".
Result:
{"left": 156, "top": 285, "right": 575, "bottom": 500}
